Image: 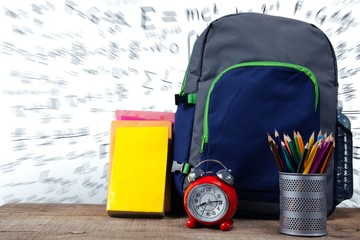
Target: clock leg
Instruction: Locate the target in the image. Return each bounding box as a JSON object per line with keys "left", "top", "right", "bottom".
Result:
{"left": 186, "top": 218, "right": 197, "bottom": 229}
{"left": 220, "top": 219, "right": 233, "bottom": 231}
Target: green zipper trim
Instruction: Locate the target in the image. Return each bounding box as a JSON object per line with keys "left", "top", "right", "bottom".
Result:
{"left": 179, "top": 65, "right": 189, "bottom": 96}
{"left": 200, "top": 61, "right": 319, "bottom": 153}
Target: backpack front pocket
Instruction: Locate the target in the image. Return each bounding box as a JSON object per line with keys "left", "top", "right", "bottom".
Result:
{"left": 200, "top": 61, "right": 320, "bottom": 194}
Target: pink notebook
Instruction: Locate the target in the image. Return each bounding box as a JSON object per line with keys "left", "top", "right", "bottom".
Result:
{"left": 115, "top": 110, "right": 175, "bottom": 123}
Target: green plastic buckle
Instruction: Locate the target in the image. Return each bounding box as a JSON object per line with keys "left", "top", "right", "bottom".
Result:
{"left": 171, "top": 161, "right": 191, "bottom": 175}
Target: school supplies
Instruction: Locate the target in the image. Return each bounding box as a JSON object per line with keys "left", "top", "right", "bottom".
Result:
{"left": 171, "top": 12, "right": 351, "bottom": 218}
{"left": 108, "top": 120, "right": 173, "bottom": 185}
{"left": 268, "top": 130, "right": 335, "bottom": 174}
{"left": 107, "top": 121, "right": 172, "bottom": 217}
{"left": 115, "top": 110, "right": 175, "bottom": 123}
{"left": 279, "top": 173, "right": 328, "bottom": 236}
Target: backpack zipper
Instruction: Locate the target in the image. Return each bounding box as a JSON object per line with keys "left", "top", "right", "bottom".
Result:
{"left": 200, "top": 61, "right": 319, "bottom": 153}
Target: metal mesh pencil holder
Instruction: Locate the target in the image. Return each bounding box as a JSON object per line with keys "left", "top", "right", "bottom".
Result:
{"left": 279, "top": 172, "right": 327, "bottom": 237}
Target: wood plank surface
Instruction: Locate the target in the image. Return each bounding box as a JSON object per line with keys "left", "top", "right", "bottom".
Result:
{"left": 0, "top": 204, "right": 359, "bottom": 240}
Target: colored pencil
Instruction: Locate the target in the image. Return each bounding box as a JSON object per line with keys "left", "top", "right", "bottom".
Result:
{"left": 297, "top": 143, "right": 309, "bottom": 173}
{"left": 267, "top": 130, "right": 334, "bottom": 174}
{"left": 320, "top": 142, "right": 335, "bottom": 174}
{"left": 275, "top": 130, "right": 288, "bottom": 172}
{"left": 286, "top": 135, "right": 300, "bottom": 165}
{"left": 317, "top": 130, "right": 323, "bottom": 141}
{"left": 293, "top": 131, "right": 302, "bottom": 160}
{"left": 310, "top": 138, "right": 330, "bottom": 174}
{"left": 267, "top": 133, "right": 283, "bottom": 172}
{"left": 303, "top": 141, "right": 319, "bottom": 174}
{"left": 283, "top": 133, "right": 292, "bottom": 157}
{"left": 309, "top": 139, "right": 324, "bottom": 171}
{"left": 306, "top": 131, "right": 315, "bottom": 160}
{"left": 297, "top": 131, "right": 305, "bottom": 155}
{"left": 281, "top": 141, "right": 296, "bottom": 173}
{"left": 315, "top": 140, "right": 333, "bottom": 173}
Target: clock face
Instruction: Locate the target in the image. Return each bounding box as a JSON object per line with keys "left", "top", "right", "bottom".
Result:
{"left": 186, "top": 183, "right": 229, "bottom": 223}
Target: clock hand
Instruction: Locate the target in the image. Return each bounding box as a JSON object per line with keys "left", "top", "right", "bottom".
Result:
{"left": 198, "top": 198, "right": 214, "bottom": 208}
{"left": 198, "top": 198, "right": 222, "bottom": 207}
{"left": 201, "top": 203, "right": 208, "bottom": 217}
{"left": 198, "top": 202, "right": 207, "bottom": 207}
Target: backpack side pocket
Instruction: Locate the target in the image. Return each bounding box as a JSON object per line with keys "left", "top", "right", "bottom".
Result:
{"left": 335, "top": 121, "right": 353, "bottom": 205}
{"left": 172, "top": 103, "right": 196, "bottom": 196}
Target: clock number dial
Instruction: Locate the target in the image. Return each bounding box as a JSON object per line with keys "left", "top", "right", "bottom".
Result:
{"left": 186, "top": 183, "right": 229, "bottom": 222}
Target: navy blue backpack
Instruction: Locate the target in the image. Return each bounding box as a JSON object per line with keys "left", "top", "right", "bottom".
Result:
{"left": 171, "top": 13, "right": 352, "bottom": 218}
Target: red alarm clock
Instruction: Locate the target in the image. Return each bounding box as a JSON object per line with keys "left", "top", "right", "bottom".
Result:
{"left": 183, "top": 159, "right": 238, "bottom": 231}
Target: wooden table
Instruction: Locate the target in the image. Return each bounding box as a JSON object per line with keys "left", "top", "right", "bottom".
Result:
{"left": 0, "top": 204, "right": 359, "bottom": 239}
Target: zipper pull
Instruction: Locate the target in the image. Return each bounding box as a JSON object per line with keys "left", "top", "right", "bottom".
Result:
{"left": 200, "top": 135, "right": 207, "bottom": 153}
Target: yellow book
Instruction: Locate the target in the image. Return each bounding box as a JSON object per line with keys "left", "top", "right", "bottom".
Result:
{"left": 107, "top": 120, "right": 172, "bottom": 214}
{"left": 107, "top": 126, "right": 169, "bottom": 217}
{"left": 108, "top": 120, "right": 173, "bottom": 177}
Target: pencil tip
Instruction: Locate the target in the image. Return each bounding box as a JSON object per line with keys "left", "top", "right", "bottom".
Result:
{"left": 274, "top": 130, "right": 279, "bottom": 138}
